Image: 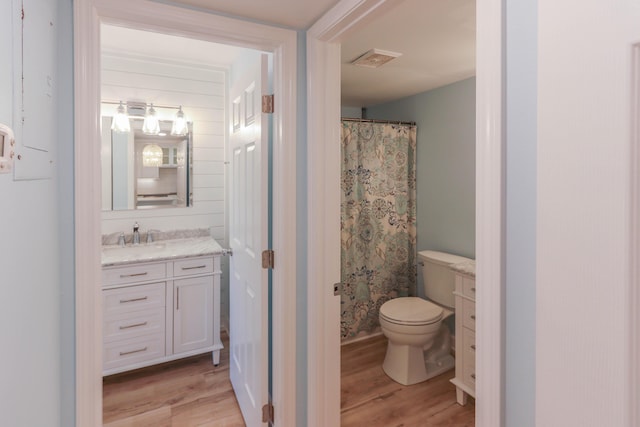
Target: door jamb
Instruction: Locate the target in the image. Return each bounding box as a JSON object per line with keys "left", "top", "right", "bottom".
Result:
{"left": 73, "top": 0, "right": 298, "bottom": 425}
{"left": 306, "top": 0, "right": 505, "bottom": 425}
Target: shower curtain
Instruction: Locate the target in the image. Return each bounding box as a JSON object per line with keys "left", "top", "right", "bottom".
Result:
{"left": 340, "top": 120, "right": 417, "bottom": 339}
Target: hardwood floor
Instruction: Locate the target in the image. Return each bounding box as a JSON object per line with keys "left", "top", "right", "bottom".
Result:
{"left": 103, "top": 332, "right": 245, "bottom": 427}
{"left": 341, "top": 334, "right": 475, "bottom": 426}
{"left": 104, "top": 332, "right": 474, "bottom": 426}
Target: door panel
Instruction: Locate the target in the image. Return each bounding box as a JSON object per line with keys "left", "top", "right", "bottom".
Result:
{"left": 537, "top": 1, "right": 640, "bottom": 424}
{"left": 229, "top": 52, "right": 269, "bottom": 426}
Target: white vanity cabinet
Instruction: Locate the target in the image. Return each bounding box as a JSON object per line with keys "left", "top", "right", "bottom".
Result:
{"left": 102, "top": 254, "right": 222, "bottom": 376}
{"left": 451, "top": 272, "right": 476, "bottom": 405}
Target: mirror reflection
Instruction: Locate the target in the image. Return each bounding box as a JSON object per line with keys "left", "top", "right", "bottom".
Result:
{"left": 101, "top": 117, "right": 193, "bottom": 211}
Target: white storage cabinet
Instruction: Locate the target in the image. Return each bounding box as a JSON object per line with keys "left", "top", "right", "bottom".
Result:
{"left": 450, "top": 272, "right": 476, "bottom": 405}
{"left": 102, "top": 255, "right": 222, "bottom": 375}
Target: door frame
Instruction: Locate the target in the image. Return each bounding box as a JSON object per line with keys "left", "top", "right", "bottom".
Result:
{"left": 306, "top": 0, "right": 504, "bottom": 425}
{"left": 73, "top": 0, "right": 298, "bottom": 425}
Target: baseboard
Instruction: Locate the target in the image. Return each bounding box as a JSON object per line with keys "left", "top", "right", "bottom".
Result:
{"left": 340, "top": 330, "right": 384, "bottom": 346}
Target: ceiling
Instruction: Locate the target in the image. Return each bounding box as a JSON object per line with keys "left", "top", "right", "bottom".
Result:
{"left": 103, "top": 0, "right": 475, "bottom": 108}
{"left": 340, "top": 0, "right": 475, "bottom": 107}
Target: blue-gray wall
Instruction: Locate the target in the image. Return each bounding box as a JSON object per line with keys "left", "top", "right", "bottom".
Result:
{"left": 0, "top": 0, "right": 73, "bottom": 425}
{"left": 505, "top": 0, "right": 537, "bottom": 424}
{"left": 58, "top": 0, "right": 76, "bottom": 424}
{"left": 366, "top": 78, "right": 476, "bottom": 263}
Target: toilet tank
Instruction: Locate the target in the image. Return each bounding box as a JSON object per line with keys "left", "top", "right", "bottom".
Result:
{"left": 418, "top": 250, "right": 473, "bottom": 308}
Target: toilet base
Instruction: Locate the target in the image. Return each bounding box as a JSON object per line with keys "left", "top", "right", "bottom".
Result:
{"left": 382, "top": 323, "right": 455, "bottom": 386}
{"left": 382, "top": 346, "right": 455, "bottom": 386}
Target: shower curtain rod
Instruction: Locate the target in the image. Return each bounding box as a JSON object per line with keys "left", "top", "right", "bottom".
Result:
{"left": 341, "top": 117, "right": 416, "bottom": 126}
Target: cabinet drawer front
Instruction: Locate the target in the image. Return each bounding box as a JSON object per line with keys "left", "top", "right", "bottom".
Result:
{"left": 104, "top": 333, "right": 165, "bottom": 371}
{"left": 103, "top": 282, "right": 165, "bottom": 315}
{"left": 173, "top": 257, "right": 213, "bottom": 277}
{"left": 463, "top": 359, "right": 476, "bottom": 389}
{"left": 462, "top": 277, "right": 476, "bottom": 299}
{"left": 462, "top": 328, "right": 476, "bottom": 362}
{"left": 462, "top": 298, "right": 476, "bottom": 331}
{"left": 103, "top": 309, "right": 165, "bottom": 343}
{"left": 102, "top": 262, "right": 166, "bottom": 286}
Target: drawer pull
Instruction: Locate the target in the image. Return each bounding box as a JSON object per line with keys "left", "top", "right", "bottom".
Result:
{"left": 470, "top": 314, "right": 476, "bottom": 320}
{"left": 119, "top": 346, "right": 148, "bottom": 356}
{"left": 181, "top": 265, "right": 207, "bottom": 271}
{"left": 471, "top": 373, "right": 476, "bottom": 380}
{"left": 119, "top": 296, "right": 148, "bottom": 304}
{"left": 119, "top": 321, "right": 148, "bottom": 330}
{"left": 119, "top": 272, "right": 148, "bottom": 278}
{"left": 471, "top": 287, "right": 476, "bottom": 292}
{"left": 471, "top": 344, "right": 476, "bottom": 350}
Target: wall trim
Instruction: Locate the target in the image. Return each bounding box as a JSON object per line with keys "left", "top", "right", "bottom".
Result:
{"left": 306, "top": 0, "right": 505, "bottom": 425}
{"left": 475, "top": 0, "right": 505, "bottom": 424}
{"left": 73, "top": 0, "right": 297, "bottom": 425}
{"left": 630, "top": 42, "right": 640, "bottom": 427}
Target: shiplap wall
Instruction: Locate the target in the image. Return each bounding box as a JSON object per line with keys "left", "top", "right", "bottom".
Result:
{"left": 100, "top": 54, "right": 230, "bottom": 328}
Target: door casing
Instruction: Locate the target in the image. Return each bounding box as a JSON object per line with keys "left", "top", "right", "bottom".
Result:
{"left": 306, "top": 0, "right": 505, "bottom": 426}
{"left": 73, "top": 0, "right": 298, "bottom": 425}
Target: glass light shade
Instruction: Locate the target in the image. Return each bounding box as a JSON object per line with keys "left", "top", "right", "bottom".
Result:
{"left": 171, "top": 106, "right": 188, "bottom": 136}
{"left": 142, "top": 144, "right": 163, "bottom": 167}
{"left": 142, "top": 104, "right": 160, "bottom": 135}
{"left": 111, "top": 101, "right": 130, "bottom": 133}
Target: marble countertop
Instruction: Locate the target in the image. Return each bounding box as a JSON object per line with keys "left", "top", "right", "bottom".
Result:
{"left": 102, "top": 236, "right": 224, "bottom": 267}
{"left": 450, "top": 260, "right": 476, "bottom": 277}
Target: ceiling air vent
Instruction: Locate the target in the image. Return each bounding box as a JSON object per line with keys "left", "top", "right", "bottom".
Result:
{"left": 351, "top": 48, "right": 402, "bottom": 68}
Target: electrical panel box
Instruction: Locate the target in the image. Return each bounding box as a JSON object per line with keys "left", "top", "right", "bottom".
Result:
{"left": 11, "top": 0, "right": 56, "bottom": 180}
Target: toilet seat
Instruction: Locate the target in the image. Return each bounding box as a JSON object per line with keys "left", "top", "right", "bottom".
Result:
{"left": 379, "top": 297, "right": 443, "bottom": 326}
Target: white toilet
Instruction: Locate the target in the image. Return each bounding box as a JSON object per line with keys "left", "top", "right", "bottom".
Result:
{"left": 379, "top": 250, "right": 472, "bottom": 386}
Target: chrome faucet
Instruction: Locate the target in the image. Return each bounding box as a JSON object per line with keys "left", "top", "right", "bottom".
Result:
{"left": 146, "top": 229, "right": 157, "bottom": 244}
{"left": 132, "top": 222, "right": 140, "bottom": 245}
{"left": 118, "top": 232, "right": 126, "bottom": 247}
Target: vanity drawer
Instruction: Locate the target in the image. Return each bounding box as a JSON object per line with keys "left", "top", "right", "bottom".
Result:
{"left": 102, "top": 262, "right": 166, "bottom": 286}
{"left": 104, "top": 333, "right": 165, "bottom": 371}
{"left": 103, "top": 308, "right": 165, "bottom": 343}
{"left": 463, "top": 359, "right": 476, "bottom": 388}
{"left": 462, "top": 327, "right": 476, "bottom": 359}
{"left": 462, "top": 277, "right": 476, "bottom": 299}
{"left": 103, "top": 282, "right": 165, "bottom": 316}
{"left": 173, "top": 257, "right": 214, "bottom": 277}
{"left": 462, "top": 298, "right": 476, "bottom": 331}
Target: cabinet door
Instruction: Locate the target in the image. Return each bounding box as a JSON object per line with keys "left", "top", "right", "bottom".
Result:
{"left": 173, "top": 275, "right": 214, "bottom": 354}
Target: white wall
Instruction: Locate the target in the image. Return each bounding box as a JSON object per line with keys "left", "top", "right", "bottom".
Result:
{"left": 0, "top": 0, "right": 63, "bottom": 425}
{"left": 537, "top": 0, "right": 640, "bottom": 425}
{"left": 100, "top": 53, "right": 231, "bottom": 329}
{"left": 100, "top": 55, "right": 227, "bottom": 241}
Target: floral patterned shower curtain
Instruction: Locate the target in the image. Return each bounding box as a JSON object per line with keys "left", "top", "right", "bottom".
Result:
{"left": 340, "top": 120, "right": 417, "bottom": 339}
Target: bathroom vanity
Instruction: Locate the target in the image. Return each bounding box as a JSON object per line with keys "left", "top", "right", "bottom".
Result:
{"left": 450, "top": 261, "right": 476, "bottom": 405}
{"left": 101, "top": 236, "right": 223, "bottom": 376}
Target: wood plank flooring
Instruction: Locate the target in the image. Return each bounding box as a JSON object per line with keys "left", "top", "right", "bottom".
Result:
{"left": 104, "top": 332, "right": 475, "bottom": 426}
{"left": 341, "top": 334, "right": 475, "bottom": 426}
{"left": 103, "top": 332, "right": 245, "bottom": 427}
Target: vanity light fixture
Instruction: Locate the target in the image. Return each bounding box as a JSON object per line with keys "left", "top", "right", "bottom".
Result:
{"left": 142, "top": 143, "right": 163, "bottom": 167}
{"left": 171, "top": 106, "right": 188, "bottom": 136}
{"left": 111, "top": 101, "right": 131, "bottom": 133}
{"left": 142, "top": 103, "right": 160, "bottom": 135}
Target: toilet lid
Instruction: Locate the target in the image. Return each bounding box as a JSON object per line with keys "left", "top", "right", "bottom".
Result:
{"left": 379, "top": 297, "right": 443, "bottom": 325}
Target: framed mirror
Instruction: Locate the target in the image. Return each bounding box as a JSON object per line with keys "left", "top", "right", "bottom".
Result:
{"left": 101, "top": 117, "right": 193, "bottom": 211}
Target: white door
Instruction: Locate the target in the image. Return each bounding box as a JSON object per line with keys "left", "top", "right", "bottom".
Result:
{"left": 537, "top": 0, "right": 640, "bottom": 425}
{"left": 229, "top": 52, "right": 269, "bottom": 426}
